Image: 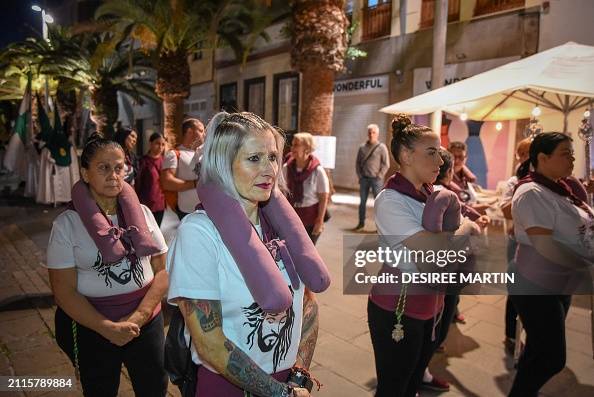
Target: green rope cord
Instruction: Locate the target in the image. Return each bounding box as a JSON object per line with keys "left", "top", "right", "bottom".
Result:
{"left": 395, "top": 283, "right": 408, "bottom": 323}
{"left": 71, "top": 320, "right": 80, "bottom": 380}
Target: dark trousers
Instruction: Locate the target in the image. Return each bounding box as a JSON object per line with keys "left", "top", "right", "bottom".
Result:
{"left": 436, "top": 294, "right": 458, "bottom": 346}
{"left": 152, "top": 210, "right": 164, "bottom": 226}
{"left": 368, "top": 299, "right": 439, "bottom": 397}
{"left": 508, "top": 295, "right": 571, "bottom": 397}
{"left": 359, "top": 176, "right": 383, "bottom": 224}
{"left": 505, "top": 236, "right": 518, "bottom": 339}
{"left": 304, "top": 225, "right": 320, "bottom": 245}
{"left": 55, "top": 308, "right": 168, "bottom": 397}
{"left": 505, "top": 298, "right": 517, "bottom": 339}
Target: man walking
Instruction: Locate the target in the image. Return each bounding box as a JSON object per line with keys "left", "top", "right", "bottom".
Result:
{"left": 355, "top": 124, "right": 390, "bottom": 230}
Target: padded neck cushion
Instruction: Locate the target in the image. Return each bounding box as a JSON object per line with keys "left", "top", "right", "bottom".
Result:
{"left": 260, "top": 189, "right": 331, "bottom": 292}
{"left": 422, "top": 189, "right": 461, "bottom": 233}
{"left": 71, "top": 180, "right": 161, "bottom": 264}
{"left": 196, "top": 182, "right": 330, "bottom": 314}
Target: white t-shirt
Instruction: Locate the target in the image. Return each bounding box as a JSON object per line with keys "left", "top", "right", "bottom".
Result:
{"left": 162, "top": 145, "right": 199, "bottom": 214}
{"left": 374, "top": 188, "right": 425, "bottom": 272}
{"left": 512, "top": 182, "right": 594, "bottom": 258}
{"left": 501, "top": 175, "right": 518, "bottom": 203}
{"left": 167, "top": 211, "right": 304, "bottom": 374}
{"left": 46, "top": 205, "right": 168, "bottom": 297}
{"left": 283, "top": 164, "right": 330, "bottom": 207}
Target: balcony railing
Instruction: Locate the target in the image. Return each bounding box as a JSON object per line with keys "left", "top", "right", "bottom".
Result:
{"left": 474, "top": 0, "right": 525, "bottom": 17}
{"left": 420, "top": 0, "right": 461, "bottom": 29}
{"left": 362, "top": 2, "right": 392, "bottom": 41}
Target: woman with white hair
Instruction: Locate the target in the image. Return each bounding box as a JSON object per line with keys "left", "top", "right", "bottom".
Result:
{"left": 167, "top": 112, "right": 330, "bottom": 397}
{"left": 284, "top": 132, "right": 330, "bottom": 244}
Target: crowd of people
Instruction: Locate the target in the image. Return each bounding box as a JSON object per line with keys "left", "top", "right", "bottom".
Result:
{"left": 43, "top": 110, "right": 592, "bottom": 397}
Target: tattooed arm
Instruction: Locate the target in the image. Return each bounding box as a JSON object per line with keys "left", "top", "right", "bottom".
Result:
{"left": 178, "top": 298, "right": 297, "bottom": 397}
{"left": 295, "top": 289, "right": 319, "bottom": 369}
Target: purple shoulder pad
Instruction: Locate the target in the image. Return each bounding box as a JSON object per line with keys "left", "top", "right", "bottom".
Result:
{"left": 422, "top": 189, "right": 461, "bottom": 233}
{"left": 261, "top": 189, "right": 331, "bottom": 293}
{"left": 196, "top": 182, "right": 293, "bottom": 314}
{"left": 71, "top": 181, "right": 160, "bottom": 264}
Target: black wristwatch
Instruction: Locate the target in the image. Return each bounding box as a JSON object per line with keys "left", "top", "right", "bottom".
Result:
{"left": 287, "top": 368, "right": 314, "bottom": 392}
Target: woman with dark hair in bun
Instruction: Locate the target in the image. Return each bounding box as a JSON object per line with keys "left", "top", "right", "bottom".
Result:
{"left": 136, "top": 132, "right": 167, "bottom": 225}
{"left": 509, "top": 132, "right": 593, "bottom": 396}
{"left": 46, "top": 134, "right": 169, "bottom": 396}
{"left": 367, "top": 115, "right": 478, "bottom": 397}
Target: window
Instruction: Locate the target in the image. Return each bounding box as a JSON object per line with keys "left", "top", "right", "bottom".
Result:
{"left": 362, "top": 0, "right": 392, "bottom": 41}
{"left": 190, "top": 100, "right": 206, "bottom": 112}
{"left": 219, "top": 82, "right": 238, "bottom": 112}
{"left": 273, "top": 73, "right": 299, "bottom": 133}
{"left": 420, "top": 0, "right": 461, "bottom": 29}
{"left": 474, "top": 0, "right": 525, "bottom": 17}
{"left": 244, "top": 77, "right": 266, "bottom": 118}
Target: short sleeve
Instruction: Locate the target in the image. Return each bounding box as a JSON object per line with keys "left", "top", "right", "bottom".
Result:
{"left": 512, "top": 188, "right": 556, "bottom": 231}
{"left": 374, "top": 190, "right": 424, "bottom": 245}
{"left": 141, "top": 205, "right": 168, "bottom": 255}
{"left": 162, "top": 150, "right": 178, "bottom": 170}
{"left": 500, "top": 176, "right": 518, "bottom": 203}
{"left": 315, "top": 166, "right": 330, "bottom": 194}
{"left": 46, "top": 214, "right": 76, "bottom": 269}
{"left": 166, "top": 214, "right": 221, "bottom": 304}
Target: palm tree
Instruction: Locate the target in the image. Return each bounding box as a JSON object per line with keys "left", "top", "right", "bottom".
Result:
{"left": 291, "top": 0, "right": 349, "bottom": 135}
{"left": 2, "top": 27, "right": 158, "bottom": 138}
{"left": 96, "top": 0, "right": 283, "bottom": 144}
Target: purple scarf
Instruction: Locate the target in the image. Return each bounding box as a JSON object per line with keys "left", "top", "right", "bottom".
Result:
{"left": 286, "top": 155, "right": 321, "bottom": 205}
{"left": 453, "top": 165, "right": 476, "bottom": 189}
{"left": 384, "top": 172, "right": 433, "bottom": 203}
{"left": 515, "top": 172, "right": 593, "bottom": 217}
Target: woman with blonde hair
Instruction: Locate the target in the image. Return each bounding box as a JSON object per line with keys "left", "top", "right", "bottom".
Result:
{"left": 284, "top": 132, "right": 330, "bottom": 244}
{"left": 167, "top": 112, "right": 330, "bottom": 397}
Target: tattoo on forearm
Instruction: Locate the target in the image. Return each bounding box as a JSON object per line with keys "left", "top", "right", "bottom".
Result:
{"left": 297, "top": 291, "right": 319, "bottom": 369}
{"left": 180, "top": 299, "right": 222, "bottom": 333}
{"left": 224, "top": 338, "right": 285, "bottom": 396}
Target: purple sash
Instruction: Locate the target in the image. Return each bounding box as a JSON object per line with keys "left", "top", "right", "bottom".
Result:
{"left": 195, "top": 366, "right": 291, "bottom": 397}
{"left": 86, "top": 282, "right": 160, "bottom": 322}
{"left": 515, "top": 244, "right": 586, "bottom": 294}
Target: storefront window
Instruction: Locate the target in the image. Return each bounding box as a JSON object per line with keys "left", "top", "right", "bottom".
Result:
{"left": 273, "top": 73, "right": 299, "bottom": 133}
{"left": 244, "top": 77, "right": 266, "bottom": 118}
{"left": 220, "top": 82, "right": 238, "bottom": 112}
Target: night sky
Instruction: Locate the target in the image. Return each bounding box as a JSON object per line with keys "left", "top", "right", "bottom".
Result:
{"left": 0, "top": 0, "right": 65, "bottom": 49}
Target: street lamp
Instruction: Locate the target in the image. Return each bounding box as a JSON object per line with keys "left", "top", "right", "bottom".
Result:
{"left": 31, "top": 5, "right": 54, "bottom": 41}
{"left": 32, "top": 5, "right": 54, "bottom": 105}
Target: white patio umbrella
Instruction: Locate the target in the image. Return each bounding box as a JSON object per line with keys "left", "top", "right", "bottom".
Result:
{"left": 382, "top": 42, "right": 594, "bottom": 358}
{"left": 380, "top": 42, "right": 594, "bottom": 132}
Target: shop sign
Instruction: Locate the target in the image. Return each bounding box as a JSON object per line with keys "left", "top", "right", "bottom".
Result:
{"left": 334, "top": 75, "right": 389, "bottom": 97}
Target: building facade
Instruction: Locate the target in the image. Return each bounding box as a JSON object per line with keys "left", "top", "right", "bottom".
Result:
{"left": 127, "top": 0, "right": 594, "bottom": 188}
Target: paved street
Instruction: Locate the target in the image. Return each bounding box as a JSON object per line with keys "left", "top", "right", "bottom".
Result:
{"left": 0, "top": 192, "right": 593, "bottom": 396}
